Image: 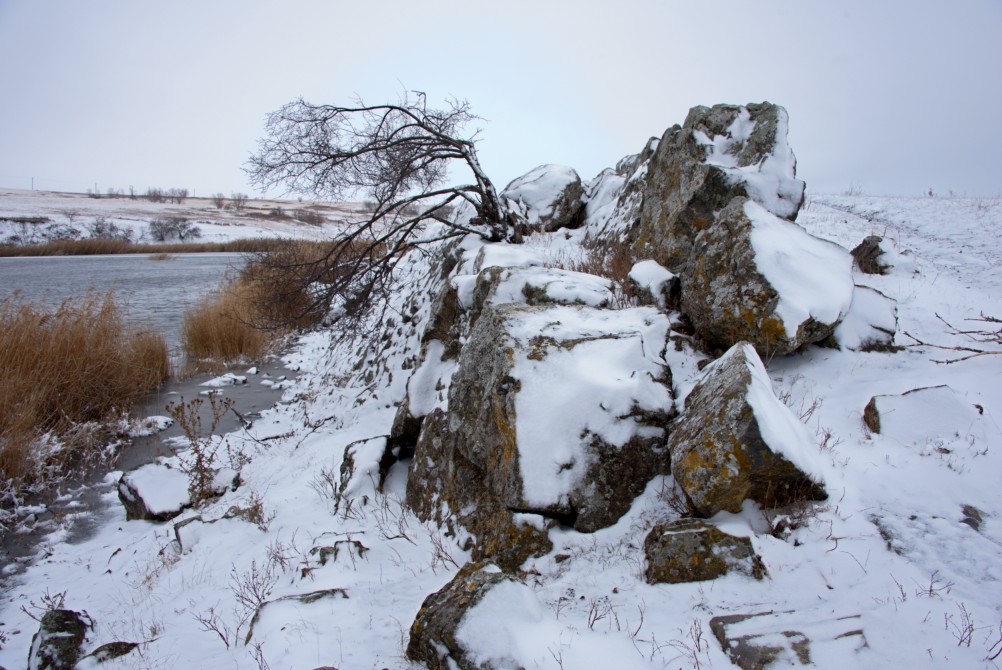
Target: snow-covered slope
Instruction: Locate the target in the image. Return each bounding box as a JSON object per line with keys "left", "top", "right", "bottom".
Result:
{"left": 0, "top": 188, "right": 366, "bottom": 243}
{"left": 1, "top": 192, "right": 1001, "bottom": 669}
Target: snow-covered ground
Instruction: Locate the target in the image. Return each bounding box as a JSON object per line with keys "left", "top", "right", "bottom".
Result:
{"left": 1, "top": 192, "right": 1001, "bottom": 668}
{"left": 0, "top": 188, "right": 367, "bottom": 243}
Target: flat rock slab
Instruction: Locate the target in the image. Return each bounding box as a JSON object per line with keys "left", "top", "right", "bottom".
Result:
{"left": 711, "top": 610, "right": 866, "bottom": 669}
{"left": 863, "top": 385, "right": 987, "bottom": 448}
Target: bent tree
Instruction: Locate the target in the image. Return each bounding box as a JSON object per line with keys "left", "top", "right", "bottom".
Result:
{"left": 246, "top": 92, "right": 514, "bottom": 327}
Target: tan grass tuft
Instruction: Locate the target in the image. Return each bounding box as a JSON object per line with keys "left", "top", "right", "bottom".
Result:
{"left": 0, "top": 291, "right": 170, "bottom": 490}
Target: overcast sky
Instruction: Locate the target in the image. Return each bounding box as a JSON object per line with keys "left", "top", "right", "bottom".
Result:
{"left": 1, "top": 1, "right": 1000, "bottom": 199}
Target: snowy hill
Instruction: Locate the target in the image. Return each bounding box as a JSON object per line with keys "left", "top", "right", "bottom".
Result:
{"left": 1, "top": 122, "right": 1001, "bottom": 668}
{"left": 0, "top": 188, "right": 367, "bottom": 244}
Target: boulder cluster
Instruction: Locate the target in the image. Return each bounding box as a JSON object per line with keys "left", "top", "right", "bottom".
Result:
{"left": 393, "top": 102, "right": 893, "bottom": 667}
{"left": 97, "top": 101, "right": 896, "bottom": 670}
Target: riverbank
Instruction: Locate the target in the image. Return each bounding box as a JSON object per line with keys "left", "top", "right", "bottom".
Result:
{"left": 0, "top": 354, "right": 298, "bottom": 580}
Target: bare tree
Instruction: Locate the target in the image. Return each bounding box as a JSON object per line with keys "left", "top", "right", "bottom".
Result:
{"left": 211, "top": 193, "right": 227, "bottom": 209}
{"left": 245, "top": 91, "right": 515, "bottom": 326}
{"left": 230, "top": 192, "right": 249, "bottom": 211}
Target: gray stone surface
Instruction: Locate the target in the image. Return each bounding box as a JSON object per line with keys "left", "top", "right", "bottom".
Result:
{"left": 27, "top": 609, "right": 91, "bottom": 670}
{"left": 645, "top": 519, "right": 765, "bottom": 584}
{"left": 406, "top": 562, "right": 516, "bottom": 670}
{"left": 668, "top": 343, "right": 826, "bottom": 517}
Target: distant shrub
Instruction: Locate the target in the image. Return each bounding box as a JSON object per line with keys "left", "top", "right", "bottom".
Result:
{"left": 293, "top": 208, "right": 325, "bottom": 226}
{"left": 267, "top": 206, "right": 286, "bottom": 219}
{"left": 211, "top": 193, "right": 227, "bottom": 209}
{"left": 149, "top": 217, "right": 201, "bottom": 241}
{"left": 87, "top": 216, "right": 132, "bottom": 242}
{"left": 230, "top": 192, "right": 249, "bottom": 211}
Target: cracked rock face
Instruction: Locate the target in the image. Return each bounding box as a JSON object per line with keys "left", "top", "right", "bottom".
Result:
{"left": 681, "top": 196, "right": 853, "bottom": 356}
{"left": 406, "top": 302, "right": 675, "bottom": 569}
{"left": 635, "top": 102, "right": 805, "bottom": 280}
{"left": 668, "top": 342, "right": 826, "bottom": 517}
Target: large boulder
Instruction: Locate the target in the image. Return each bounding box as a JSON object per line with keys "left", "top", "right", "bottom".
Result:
{"left": 406, "top": 302, "right": 675, "bottom": 568}
{"left": 406, "top": 562, "right": 520, "bottom": 670}
{"left": 500, "top": 164, "right": 585, "bottom": 233}
{"left": 668, "top": 342, "right": 826, "bottom": 517}
{"left": 682, "top": 197, "right": 854, "bottom": 355}
{"left": 645, "top": 519, "right": 765, "bottom": 584}
{"left": 635, "top": 102, "right": 806, "bottom": 279}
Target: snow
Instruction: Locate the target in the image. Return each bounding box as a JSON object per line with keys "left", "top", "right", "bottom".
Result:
{"left": 0, "top": 188, "right": 363, "bottom": 245}
{"left": 746, "top": 199, "right": 855, "bottom": 336}
{"left": 693, "top": 106, "right": 805, "bottom": 220}
{"left": 119, "top": 463, "right": 189, "bottom": 516}
{"left": 500, "top": 164, "right": 580, "bottom": 228}
{"left": 482, "top": 266, "right": 615, "bottom": 309}
{"left": 2, "top": 189, "right": 1001, "bottom": 669}
{"left": 737, "top": 343, "right": 826, "bottom": 482}
{"left": 201, "top": 373, "right": 248, "bottom": 387}
{"left": 508, "top": 306, "right": 672, "bottom": 508}
{"left": 833, "top": 285, "right": 898, "bottom": 350}
{"left": 627, "top": 260, "right": 676, "bottom": 309}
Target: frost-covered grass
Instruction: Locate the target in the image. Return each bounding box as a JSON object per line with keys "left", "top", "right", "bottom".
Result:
{"left": 0, "top": 193, "right": 1000, "bottom": 668}
{"left": 0, "top": 291, "right": 169, "bottom": 501}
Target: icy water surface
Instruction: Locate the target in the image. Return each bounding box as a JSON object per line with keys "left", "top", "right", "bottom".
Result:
{"left": 0, "top": 252, "right": 244, "bottom": 351}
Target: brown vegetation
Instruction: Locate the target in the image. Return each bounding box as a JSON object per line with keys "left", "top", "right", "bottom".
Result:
{"left": 181, "top": 241, "right": 329, "bottom": 371}
{"left": 0, "top": 292, "right": 170, "bottom": 492}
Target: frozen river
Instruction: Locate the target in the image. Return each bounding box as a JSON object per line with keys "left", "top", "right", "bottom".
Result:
{"left": 0, "top": 252, "right": 244, "bottom": 351}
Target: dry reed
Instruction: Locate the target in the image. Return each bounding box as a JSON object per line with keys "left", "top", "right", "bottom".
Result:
{"left": 180, "top": 241, "right": 330, "bottom": 372}
{"left": 0, "top": 291, "right": 170, "bottom": 491}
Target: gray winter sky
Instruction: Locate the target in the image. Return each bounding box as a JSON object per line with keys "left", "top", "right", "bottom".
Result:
{"left": 0, "top": 0, "right": 999, "bottom": 199}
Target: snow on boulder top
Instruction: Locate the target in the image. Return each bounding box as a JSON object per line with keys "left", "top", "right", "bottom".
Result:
{"left": 480, "top": 266, "right": 615, "bottom": 310}
{"left": 688, "top": 102, "right": 805, "bottom": 220}
{"left": 508, "top": 305, "right": 673, "bottom": 511}
{"left": 746, "top": 199, "right": 855, "bottom": 340}
{"left": 500, "top": 164, "right": 584, "bottom": 232}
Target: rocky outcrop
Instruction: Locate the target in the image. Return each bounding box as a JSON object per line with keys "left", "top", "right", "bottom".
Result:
{"left": 406, "top": 562, "right": 517, "bottom": 670}
{"left": 501, "top": 164, "right": 585, "bottom": 233}
{"left": 669, "top": 343, "right": 826, "bottom": 517}
{"left": 617, "top": 102, "right": 856, "bottom": 356}
{"left": 28, "top": 609, "right": 91, "bottom": 670}
{"left": 406, "top": 302, "right": 675, "bottom": 569}
{"left": 635, "top": 102, "right": 805, "bottom": 279}
{"left": 645, "top": 519, "right": 765, "bottom": 584}
{"left": 681, "top": 197, "right": 854, "bottom": 356}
